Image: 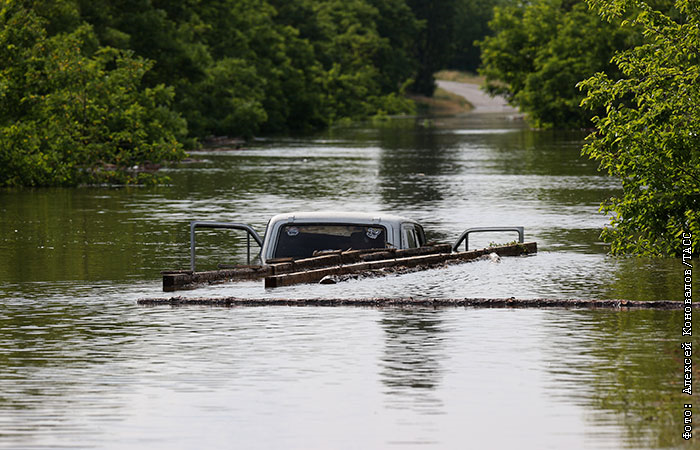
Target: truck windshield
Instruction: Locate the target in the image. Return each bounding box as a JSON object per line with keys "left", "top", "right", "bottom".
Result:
{"left": 274, "top": 224, "right": 387, "bottom": 259}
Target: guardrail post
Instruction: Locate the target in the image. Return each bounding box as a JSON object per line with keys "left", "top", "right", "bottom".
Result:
{"left": 452, "top": 226, "right": 525, "bottom": 252}
{"left": 189, "top": 221, "right": 263, "bottom": 272}
{"left": 190, "top": 222, "right": 197, "bottom": 271}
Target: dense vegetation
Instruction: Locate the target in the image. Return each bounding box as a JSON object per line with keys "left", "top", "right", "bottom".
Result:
{"left": 448, "top": 0, "right": 512, "bottom": 72}
{"left": 478, "top": 0, "right": 635, "bottom": 128}
{"left": 4, "top": 0, "right": 695, "bottom": 257}
{"left": 2, "top": 0, "right": 486, "bottom": 186}
{"left": 580, "top": 0, "right": 700, "bottom": 256}
{"left": 0, "top": 3, "right": 187, "bottom": 186}
{"left": 481, "top": 0, "right": 699, "bottom": 256}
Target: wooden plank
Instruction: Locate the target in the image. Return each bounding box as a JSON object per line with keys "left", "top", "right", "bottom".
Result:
{"left": 270, "top": 262, "right": 294, "bottom": 275}
{"left": 294, "top": 254, "right": 343, "bottom": 271}
{"left": 163, "top": 266, "right": 272, "bottom": 292}
{"left": 395, "top": 243, "right": 452, "bottom": 257}
{"left": 163, "top": 242, "right": 537, "bottom": 291}
{"left": 265, "top": 263, "right": 372, "bottom": 288}
{"left": 263, "top": 242, "right": 537, "bottom": 288}
{"left": 450, "top": 242, "right": 537, "bottom": 261}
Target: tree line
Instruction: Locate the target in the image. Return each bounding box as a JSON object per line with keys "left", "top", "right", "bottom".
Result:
{"left": 4, "top": 0, "right": 695, "bottom": 256}
{"left": 480, "top": 0, "right": 699, "bottom": 256}
{"left": 1, "top": 0, "right": 501, "bottom": 187}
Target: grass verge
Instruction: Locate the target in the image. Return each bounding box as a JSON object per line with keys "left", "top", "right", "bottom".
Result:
{"left": 408, "top": 87, "right": 473, "bottom": 115}
{"left": 434, "top": 70, "right": 485, "bottom": 85}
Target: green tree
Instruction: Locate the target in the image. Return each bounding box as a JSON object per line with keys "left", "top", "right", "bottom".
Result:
{"left": 172, "top": 0, "right": 288, "bottom": 137}
{"left": 80, "top": 0, "right": 416, "bottom": 137}
{"left": 314, "top": 0, "right": 414, "bottom": 120}
{"left": 367, "top": 0, "right": 419, "bottom": 95}
{"left": 0, "top": 4, "right": 186, "bottom": 187}
{"left": 449, "top": 0, "right": 510, "bottom": 72}
{"left": 479, "top": 0, "right": 628, "bottom": 127}
{"left": 271, "top": 0, "right": 415, "bottom": 123}
{"left": 406, "top": 0, "right": 457, "bottom": 96}
{"left": 579, "top": 0, "right": 700, "bottom": 256}
{"left": 78, "top": 0, "right": 204, "bottom": 90}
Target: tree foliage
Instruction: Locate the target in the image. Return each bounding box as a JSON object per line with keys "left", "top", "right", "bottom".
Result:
{"left": 77, "top": 0, "right": 419, "bottom": 137}
{"left": 448, "top": 0, "right": 511, "bottom": 72}
{"left": 579, "top": 0, "right": 700, "bottom": 256}
{"left": 2, "top": 0, "right": 493, "bottom": 187}
{"left": 478, "top": 0, "right": 630, "bottom": 128}
{"left": 406, "top": 0, "right": 457, "bottom": 96}
{"left": 0, "top": 3, "right": 186, "bottom": 187}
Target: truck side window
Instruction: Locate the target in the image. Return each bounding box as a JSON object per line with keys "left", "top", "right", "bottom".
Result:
{"left": 401, "top": 224, "right": 419, "bottom": 249}
{"left": 416, "top": 225, "right": 426, "bottom": 247}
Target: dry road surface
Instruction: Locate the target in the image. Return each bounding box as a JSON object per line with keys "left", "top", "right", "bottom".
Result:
{"left": 437, "top": 80, "right": 518, "bottom": 114}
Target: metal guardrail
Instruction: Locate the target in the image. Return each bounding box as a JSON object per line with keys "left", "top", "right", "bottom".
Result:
{"left": 452, "top": 226, "right": 525, "bottom": 252}
{"left": 190, "top": 221, "right": 263, "bottom": 271}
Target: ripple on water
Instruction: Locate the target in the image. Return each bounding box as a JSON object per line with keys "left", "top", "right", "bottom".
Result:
{"left": 0, "top": 115, "right": 692, "bottom": 449}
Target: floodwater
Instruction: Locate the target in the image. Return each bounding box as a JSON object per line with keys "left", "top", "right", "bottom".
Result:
{"left": 0, "top": 113, "right": 696, "bottom": 449}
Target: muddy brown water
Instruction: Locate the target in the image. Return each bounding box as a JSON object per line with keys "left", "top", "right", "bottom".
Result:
{"left": 0, "top": 113, "right": 697, "bottom": 449}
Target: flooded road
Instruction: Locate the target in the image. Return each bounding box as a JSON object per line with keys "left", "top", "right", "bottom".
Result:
{"left": 436, "top": 80, "right": 517, "bottom": 113}
{"left": 0, "top": 113, "right": 696, "bottom": 448}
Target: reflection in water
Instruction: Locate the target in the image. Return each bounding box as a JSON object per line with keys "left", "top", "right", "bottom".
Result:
{"left": 370, "top": 117, "right": 620, "bottom": 251}
{"left": 0, "top": 298, "right": 138, "bottom": 447}
{"left": 3, "top": 302, "right": 692, "bottom": 449}
{"left": 380, "top": 309, "right": 445, "bottom": 418}
{"left": 542, "top": 309, "right": 699, "bottom": 449}
{"left": 377, "top": 121, "right": 459, "bottom": 210}
{"left": 0, "top": 114, "right": 671, "bottom": 294}
{"left": 0, "top": 113, "right": 694, "bottom": 449}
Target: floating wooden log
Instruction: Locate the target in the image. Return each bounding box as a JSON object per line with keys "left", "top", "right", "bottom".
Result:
{"left": 136, "top": 296, "right": 696, "bottom": 310}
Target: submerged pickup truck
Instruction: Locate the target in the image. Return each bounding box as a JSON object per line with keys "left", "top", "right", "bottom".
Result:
{"left": 261, "top": 211, "right": 428, "bottom": 262}
{"left": 191, "top": 211, "right": 432, "bottom": 268}
{"left": 164, "top": 211, "right": 534, "bottom": 291}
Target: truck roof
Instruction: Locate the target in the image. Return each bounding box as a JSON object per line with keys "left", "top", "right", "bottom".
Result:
{"left": 266, "top": 211, "right": 419, "bottom": 226}
{"left": 261, "top": 211, "right": 423, "bottom": 262}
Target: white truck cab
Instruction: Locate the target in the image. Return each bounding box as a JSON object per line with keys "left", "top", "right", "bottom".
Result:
{"left": 259, "top": 211, "right": 426, "bottom": 263}
{"left": 186, "top": 212, "right": 524, "bottom": 272}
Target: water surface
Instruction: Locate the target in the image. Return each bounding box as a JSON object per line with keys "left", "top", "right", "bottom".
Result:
{"left": 0, "top": 112, "right": 696, "bottom": 449}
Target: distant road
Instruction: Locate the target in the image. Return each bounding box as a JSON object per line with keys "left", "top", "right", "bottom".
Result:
{"left": 436, "top": 80, "right": 518, "bottom": 113}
